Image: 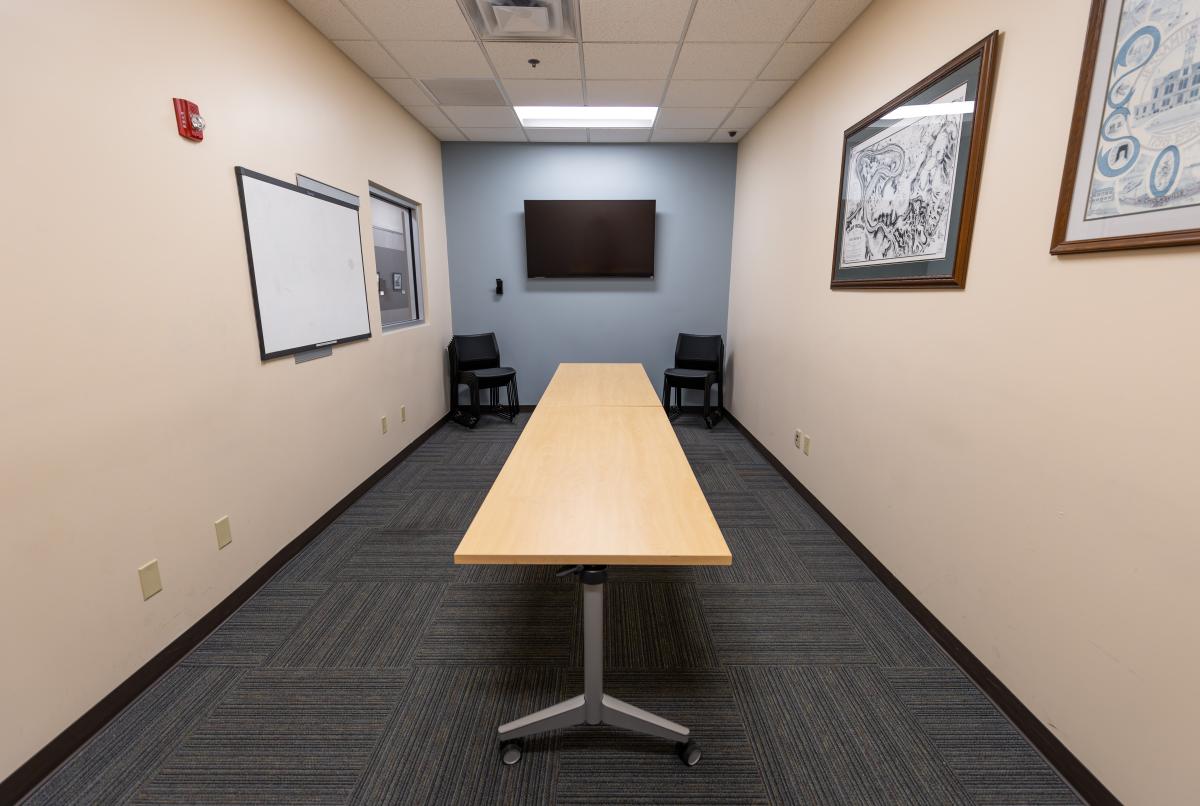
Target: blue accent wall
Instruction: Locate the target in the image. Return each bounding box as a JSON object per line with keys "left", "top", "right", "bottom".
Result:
{"left": 441, "top": 143, "right": 738, "bottom": 403}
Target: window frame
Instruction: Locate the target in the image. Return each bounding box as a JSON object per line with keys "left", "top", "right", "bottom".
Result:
{"left": 368, "top": 182, "right": 426, "bottom": 332}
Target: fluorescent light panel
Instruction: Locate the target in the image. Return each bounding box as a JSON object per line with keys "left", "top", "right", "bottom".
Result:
{"left": 515, "top": 106, "right": 658, "bottom": 128}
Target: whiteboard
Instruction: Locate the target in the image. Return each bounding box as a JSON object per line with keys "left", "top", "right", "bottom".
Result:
{"left": 236, "top": 167, "right": 371, "bottom": 359}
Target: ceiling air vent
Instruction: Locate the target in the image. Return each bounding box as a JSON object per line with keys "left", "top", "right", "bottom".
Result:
{"left": 464, "top": 0, "right": 578, "bottom": 41}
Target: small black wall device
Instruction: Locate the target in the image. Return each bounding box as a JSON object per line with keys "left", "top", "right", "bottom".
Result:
{"left": 495, "top": 278, "right": 504, "bottom": 295}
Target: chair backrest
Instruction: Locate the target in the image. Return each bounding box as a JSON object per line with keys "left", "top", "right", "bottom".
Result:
{"left": 674, "top": 333, "right": 724, "bottom": 377}
{"left": 450, "top": 332, "right": 501, "bottom": 373}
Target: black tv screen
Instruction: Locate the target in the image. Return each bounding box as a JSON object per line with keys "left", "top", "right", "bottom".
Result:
{"left": 524, "top": 200, "right": 655, "bottom": 278}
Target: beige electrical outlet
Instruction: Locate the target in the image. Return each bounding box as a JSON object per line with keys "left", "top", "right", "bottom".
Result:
{"left": 400, "top": 405, "right": 406, "bottom": 423}
{"left": 138, "top": 560, "right": 162, "bottom": 600}
{"left": 794, "top": 429, "right": 803, "bottom": 449}
{"left": 215, "top": 516, "right": 232, "bottom": 549}
{"left": 381, "top": 415, "right": 389, "bottom": 434}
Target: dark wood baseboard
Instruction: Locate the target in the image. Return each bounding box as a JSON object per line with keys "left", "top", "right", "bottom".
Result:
{"left": 0, "top": 415, "right": 449, "bottom": 806}
{"left": 722, "top": 410, "right": 1120, "bottom": 806}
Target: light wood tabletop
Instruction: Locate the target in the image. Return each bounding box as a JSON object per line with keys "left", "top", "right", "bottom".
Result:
{"left": 538, "top": 363, "right": 663, "bottom": 408}
{"left": 454, "top": 403, "right": 731, "bottom": 566}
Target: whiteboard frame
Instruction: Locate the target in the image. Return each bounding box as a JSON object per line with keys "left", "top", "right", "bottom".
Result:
{"left": 235, "top": 166, "right": 373, "bottom": 361}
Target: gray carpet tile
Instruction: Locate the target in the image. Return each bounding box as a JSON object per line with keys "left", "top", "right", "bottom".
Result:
{"left": 784, "top": 530, "right": 878, "bottom": 581}
{"left": 694, "top": 528, "right": 816, "bottom": 585}
{"left": 267, "top": 582, "right": 442, "bottom": 669}
{"left": 831, "top": 580, "right": 954, "bottom": 669}
{"left": 23, "top": 411, "right": 1080, "bottom": 806}
{"left": 727, "top": 665, "right": 976, "bottom": 805}
{"left": 381, "top": 489, "right": 487, "bottom": 531}
{"left": 131, "top": 670, "right": 409, "bottom": 805}
{"left": 569, "top": 583, "right": 719, "bottom": 670}
{"left": 556, "top": 670, "right": 769, "bottom": 805}
{"left": 22, "top": 665, "right": 241, "bottom": 805}
{"left": 699, "top": 585, "right": 876, "bottom": 665}
{"left": 885, "top": 669, "right": 1081, "bottom": 806}
{"left": 705, "top": 491, "right": 779, "bottom": 529}
{"left": 272, "top": 524, "right": 368, "bottom": 583}
{"left": 335, "top": 530, "right": 462, "bottom": 582}
{"left": 350, "top": 666, "right": 561, "bottom": 805}
{"left": 757, "top": 488, "right": 830, "bottom": 531}
{"left": 186, "top": 583, "right": 328, "bottom": 666}
{"left": 414, "top": 584, "right": 577, "bottom": 666}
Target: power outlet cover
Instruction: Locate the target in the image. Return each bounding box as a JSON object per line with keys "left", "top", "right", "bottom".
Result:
{"left": 215, "top": 516, "right": 232, "bottom": 549}
{"left": 138, "top": 560, "right": 163, "bottom": 600}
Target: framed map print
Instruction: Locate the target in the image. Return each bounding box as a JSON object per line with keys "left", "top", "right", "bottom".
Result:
{"left": 831, "top": 32, "right": 999, "bottom": 288}
{"left": 1052, "top": 0, "right": 1200, "bottom": 254}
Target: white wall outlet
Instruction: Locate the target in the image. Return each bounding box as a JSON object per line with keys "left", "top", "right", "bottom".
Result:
{"left": 802, "top": 433, "right": 812, "bottom": 456}
{"left": 138, "top": 559, "right": 162, "bottom": 600}
{"left": 400, "top": 405, "right": 406, "bottom": 423}
{"left": 214, "top": 516, "right": 232, "bottom": 550}
{"left": 381, "top": 415, "right": 389, "bottom": 434}
{"left": 794, "top": 429, "right": 803, "bottom": 449}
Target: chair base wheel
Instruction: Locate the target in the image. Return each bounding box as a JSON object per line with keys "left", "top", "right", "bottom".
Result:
{"left": 500, "top": 740, "right": 523, "bottom": 766}
{"left": 676, "top": 740, "right": 701, "bottom": 766}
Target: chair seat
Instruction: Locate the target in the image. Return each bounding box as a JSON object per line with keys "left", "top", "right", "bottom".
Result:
{"left": 664, "top": 367, "right": 713, "bottom": 389}
{"left": 465, "top": 366, "right": 516, "bottom": 382}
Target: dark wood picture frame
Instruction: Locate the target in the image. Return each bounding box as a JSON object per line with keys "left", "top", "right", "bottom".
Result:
{"left": 1051, "top": 0, "right": 1200, "bottom": 254}
{"left": 830, "top": 31, "right": 1000, "bottom": 289}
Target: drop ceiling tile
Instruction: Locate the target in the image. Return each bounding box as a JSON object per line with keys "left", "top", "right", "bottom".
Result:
{"left": 791, "top": 0, "right": 873, "bottom": 41}
{"left": 342, "top": 0, "right": 475, "bottom": 40}
{"left": 383, "top": 41, "right": 492, "bottom": 78}
{"left": 430, "top": 127, "right": 467, "bottom": 141}
{"left": 584, "top": 43, "right": 678, "bottom": 80}
{"left": 486, "top": 42, "right": 581, "bottom": 79}
{"left": 585, "top": 80, "right": 666, "bottom": 105}
{"left": 334, "top": 40, "right": 407, "bottom": 78}
{"left": 404, "top": 105, "right": 453, "bottom": 128}
{"left": 579, "top": 0, "right": 693, "bottom": 42}
{"left": 723, "top": 106, "right": 769, "bottom": 127}
{"left": 422, "top": 78, "right": 507, "bottom": 105}
{"left": 589, "top": 129, "right": 653, "bottom": 142}
{"left": 664, "top": 79, "right": 751, "bottom": 107}
{"left": 462, "top": 127, "right": 528, "bottom": 142}
{"left": 740, "top": 79, "right": 794, "bottom": 107}
{"left": 526, "top": 128, "right": 590, "bottom": 142}
{"left": 441, "top": 105, "right": 520, "bottom": 127}
{"left": 686, "top": 0, "right": 815, "bottom": 42}
{"left": 503, "top": 79, "right": 584, "bottom": 105}
{"left": 710, "top": 128, "right": 746, "bottom": 142}
{"left": 376, "top": 78, "right": 433, "bottom": 105}
{"left": 287, "top": 0, "right": 370, "bottom": 38}
{"left": 652, "top": 128, "right": 717, "bottom": 142}
{"left": 673, "top": 43, "right": 776, "bottom": 79}
{"left": 656, "top": 107, "right": 731, "bottom": 128}
{"left": 760, "top": 42, "right": 828, "bottom": 79}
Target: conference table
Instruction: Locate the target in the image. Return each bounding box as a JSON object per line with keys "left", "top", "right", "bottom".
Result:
{"left": 454, "top": 363, "right": 731, "bottom": 767}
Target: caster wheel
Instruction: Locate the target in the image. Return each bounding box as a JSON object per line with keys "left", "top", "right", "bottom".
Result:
{"left": 500, "top": 740, "right": 523, "bottom": 766}
{"left": 676, "top": 740, "right": 701, "bottom": 767}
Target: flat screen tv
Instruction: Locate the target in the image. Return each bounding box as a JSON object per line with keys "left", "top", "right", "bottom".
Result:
{"left": 524, "top": 200, "right": 655, "bottom": 278}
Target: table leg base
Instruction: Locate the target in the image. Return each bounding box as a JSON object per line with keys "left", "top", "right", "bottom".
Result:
{"left": 498, "top": 693, "right": 689, "bottom": 743}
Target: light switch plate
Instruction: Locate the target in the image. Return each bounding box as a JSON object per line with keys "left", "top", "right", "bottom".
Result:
{"left": 138, "top": 560, "right": 162, "bottom": 600}
{"left": 400, "top": 405, "right": 406, "bottom": 423}
{"left": 381, "top": 416, "right": 389, "bottom": 434}
{"left": 802, "top": 433, "right": 811, "bottom": 456}
{"left": 215, "top": 516, "right": 232, "bottom": 549}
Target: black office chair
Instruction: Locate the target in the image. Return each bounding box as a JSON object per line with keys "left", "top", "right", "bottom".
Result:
{"left": 662, "top": 333, "right": 724, "bottom": 428}
{"left": 448, "top": 333, "right": 519, "bottom": 428}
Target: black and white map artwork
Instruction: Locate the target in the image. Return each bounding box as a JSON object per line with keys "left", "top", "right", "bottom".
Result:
{"left": 1086, "top": 0, "right": 1200, "bottom": 220}
{"left": 839, "top": 83, "right": 968, "bottom": 269}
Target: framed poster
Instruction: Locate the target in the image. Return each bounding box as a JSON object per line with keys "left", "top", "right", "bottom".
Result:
{"left": 1052, "top": 0, "right": 1200, "bottom": 254}
{"left": 831, "top": 32, "right": 1000, "bottom": 289}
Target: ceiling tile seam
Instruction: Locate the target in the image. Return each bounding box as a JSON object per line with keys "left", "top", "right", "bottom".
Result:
{"left": 654, "top": 0, "right": 701, "bottom": 135}
{"left": 718, "top": 1, "right": 828, "bottom": 134}
{"left": 334, "top": 0, "right": 412, "bottom": 84}
{"left": 454, "top": 0, "right": 528, "bottom": 141}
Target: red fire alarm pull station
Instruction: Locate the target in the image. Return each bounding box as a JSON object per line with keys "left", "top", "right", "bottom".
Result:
{"left": 173, "top": 98, "right": 205, "bottom": 141}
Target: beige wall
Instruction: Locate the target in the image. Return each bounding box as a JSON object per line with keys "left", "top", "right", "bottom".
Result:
{"left": 727, "top": 0, "right": 1199, "bottom": 803}
{"left": 0, "top": 0, "right": 452, "bottom": 779}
